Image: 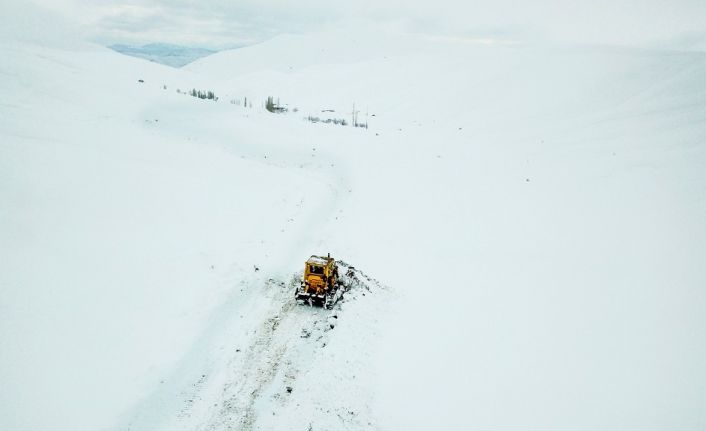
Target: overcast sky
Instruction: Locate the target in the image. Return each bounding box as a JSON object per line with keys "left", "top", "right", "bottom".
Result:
{"left": 24, "top": 0, "right": 706, "bottom": 49}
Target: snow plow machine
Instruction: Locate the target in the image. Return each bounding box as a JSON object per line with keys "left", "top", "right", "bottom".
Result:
{"left": 296, "top": 254, "right": 343, "bottom": 308}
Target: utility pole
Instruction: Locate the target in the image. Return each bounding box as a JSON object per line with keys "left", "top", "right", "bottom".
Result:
{"left": 352, "top": 103, "right": 359, "bottom": 127}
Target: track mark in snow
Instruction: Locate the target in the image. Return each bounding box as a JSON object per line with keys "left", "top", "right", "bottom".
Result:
{"left": 186, "top": 264, "right": 388, "bottom": 431}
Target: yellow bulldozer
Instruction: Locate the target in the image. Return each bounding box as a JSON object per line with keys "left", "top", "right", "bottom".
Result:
{"left": 296, "top": 253, "right": 341, "bottom": 308}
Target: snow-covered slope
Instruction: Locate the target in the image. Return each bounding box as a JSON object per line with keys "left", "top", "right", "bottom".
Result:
{"left": 2, "top": 19, "right": 706, "bottom": 431}
{"left": 187, "top": 32, "right": 706, "bottom": 431}
{"left": 0, "top": 38, "right": 349, "bottom": 431}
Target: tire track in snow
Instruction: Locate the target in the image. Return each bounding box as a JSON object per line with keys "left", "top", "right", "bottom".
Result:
{"left": 199, "top": 265, "right": 387, "bottom": 431}
{"left": 206, "top": 281, "right": 329, "bottom": 431}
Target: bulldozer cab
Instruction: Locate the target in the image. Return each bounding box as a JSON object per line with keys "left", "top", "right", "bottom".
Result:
{"left": 305, "top": 255, "right": 335, "bottom": 279}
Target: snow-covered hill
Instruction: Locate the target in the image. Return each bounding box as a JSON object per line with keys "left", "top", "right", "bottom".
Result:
{"left": 2, "top": 14, "right": 705, "bottom": 431}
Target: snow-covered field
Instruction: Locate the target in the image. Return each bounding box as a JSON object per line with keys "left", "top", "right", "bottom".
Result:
{"left": 1, "top": 7, "right": 706, "bottom": 431}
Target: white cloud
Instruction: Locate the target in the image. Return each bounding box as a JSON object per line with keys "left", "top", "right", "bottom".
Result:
{"left": 23, "top": 0, "right": 706, "bottom": 50}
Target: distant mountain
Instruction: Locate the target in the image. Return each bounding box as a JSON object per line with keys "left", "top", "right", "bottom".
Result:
{"left": 109, "top": 43, "right": 217, "bottom": 67}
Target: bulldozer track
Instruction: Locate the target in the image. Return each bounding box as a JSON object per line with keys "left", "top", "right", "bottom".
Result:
{"left": 202, "top": 282, "right": 333, "bottom": 431}
{"left": 121, "top": 265, "right": 385, "bottom": 431}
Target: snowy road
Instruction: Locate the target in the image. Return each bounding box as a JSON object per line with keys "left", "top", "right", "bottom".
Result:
{"left": 112, "top": 96, "right": 384, "bottom": 430}
{"left": 123, "top": 267, "right": 387, "bottom": 431}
